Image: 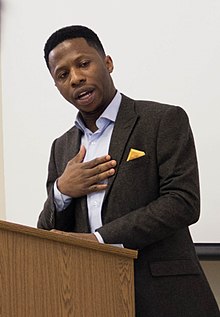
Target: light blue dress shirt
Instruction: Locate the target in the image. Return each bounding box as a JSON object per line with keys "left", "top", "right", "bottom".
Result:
{"left": 54, "top": 92, "right": 122, "bottom": 243}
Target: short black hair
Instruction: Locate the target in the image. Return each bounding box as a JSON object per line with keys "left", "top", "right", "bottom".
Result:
{"left": 44, "top": 25, "right": 106, "bottom": 69}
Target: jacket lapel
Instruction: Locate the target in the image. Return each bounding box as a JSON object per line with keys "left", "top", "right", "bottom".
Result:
{"left": 66, "top": 126, "right": 82, "bottom": 161}
{"left": 104, "top": 95, "right": 139, "bottom": 201}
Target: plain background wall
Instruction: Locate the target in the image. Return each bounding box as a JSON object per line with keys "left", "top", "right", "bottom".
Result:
{"left": 1, "top": 0, "right": 220, "bottom": 242}
{"left": 0, "top": 68, "right": 5, "bottom": 219}
{"left": 0, "top": 0, "right": 220, "bottom": 308}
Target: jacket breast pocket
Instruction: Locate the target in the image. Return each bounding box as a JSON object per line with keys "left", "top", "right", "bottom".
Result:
{"left": 149, "top": 259, "right": 200, "bottom": 277}
{"left": 119, "top": 154, "right": 149, "bottom": 173}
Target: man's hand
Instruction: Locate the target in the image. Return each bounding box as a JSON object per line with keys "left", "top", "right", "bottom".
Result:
{"left": 51, "top": 229, "right": 98, "bottom": 242}
{"left": 57, "top": 145, "right": 117, "bottom": 197}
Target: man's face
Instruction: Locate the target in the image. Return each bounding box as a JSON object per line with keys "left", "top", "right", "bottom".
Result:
{"left": 48, "top": 38, "right": 115, "bottom": 116}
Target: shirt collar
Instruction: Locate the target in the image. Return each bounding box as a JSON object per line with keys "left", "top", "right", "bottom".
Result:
{"left": 75, "top": 91, "right": 122, "bottom": 133}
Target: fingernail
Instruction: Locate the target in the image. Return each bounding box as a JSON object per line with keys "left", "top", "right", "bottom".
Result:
{"left": 111, "top": 160, "right": 116, "bottom": 166}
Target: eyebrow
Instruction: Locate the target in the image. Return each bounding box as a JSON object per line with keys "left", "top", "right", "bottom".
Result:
{"left": 52, "top": 53, "right": 92, "bottom": 76}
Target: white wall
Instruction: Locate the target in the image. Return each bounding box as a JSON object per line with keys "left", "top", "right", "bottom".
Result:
{"left": 0, "top": 66, "right": 6, "bottom": 219}
{"left": 1, "top": 0, "right": 220, "bottom": 242}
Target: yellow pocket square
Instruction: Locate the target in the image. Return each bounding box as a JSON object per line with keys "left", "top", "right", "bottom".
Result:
{"left": 126, "top": 148, "right": 146, "bottom": 161}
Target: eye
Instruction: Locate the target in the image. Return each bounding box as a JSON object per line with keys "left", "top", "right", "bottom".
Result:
{"left": 80, "top": 60, "right": 90, "bottom": 68}
{"left": 57, "top": 70, "right": 68, "bottom": 80}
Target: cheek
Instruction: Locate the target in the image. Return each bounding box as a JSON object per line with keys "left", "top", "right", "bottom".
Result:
{"left": 96, "top": 69, "right": 112, "bottom": 87}
{"left": 56, "top": 83, "right": 67, "bottom": 95}
{"left": 56, "top": 86, "right": 71, "bottom": 102}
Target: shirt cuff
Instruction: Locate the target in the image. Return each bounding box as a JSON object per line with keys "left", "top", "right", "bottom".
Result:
{"left": 94, "top": 231, "right": 104, "bottom": 243}
{"left": 94, "top": 231, "right": 124, "bottom": 248}
{"left": 53, "top": 180, "right": 72, "bottom": 211}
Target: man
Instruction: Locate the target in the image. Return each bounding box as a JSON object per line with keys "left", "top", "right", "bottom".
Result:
{"left": 37, "top": 25, "right": 220, "bottom": 316}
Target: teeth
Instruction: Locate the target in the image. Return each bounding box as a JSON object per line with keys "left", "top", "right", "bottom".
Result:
{"left": 78, "top": 91, "right": 89, "bottom": 98}
{"left": 79, "top": 91, "right": 87, "bottom": 97}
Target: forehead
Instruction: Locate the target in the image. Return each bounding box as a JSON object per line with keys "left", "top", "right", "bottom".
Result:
{"left": 48, "top": 38, "right": 99, "bottom": 68}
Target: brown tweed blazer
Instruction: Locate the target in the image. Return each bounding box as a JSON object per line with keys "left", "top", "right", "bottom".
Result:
{"left": 38, "top": 94, "right": 220, "bottom": 316}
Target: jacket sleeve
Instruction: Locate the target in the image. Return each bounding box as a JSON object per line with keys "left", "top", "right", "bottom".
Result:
{"left": 37, "top": 140, "right": 58, "bottom": 230}
{"left": 37, "top": 138, "right": 82, "bottom": 232}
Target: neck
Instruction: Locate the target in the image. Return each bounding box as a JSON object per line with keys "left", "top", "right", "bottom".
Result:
{"left": 80, "top": 89, "right": 117, "bottom": 132}
{"left": 82, "top": 115, "right": 99, "bottom": 132}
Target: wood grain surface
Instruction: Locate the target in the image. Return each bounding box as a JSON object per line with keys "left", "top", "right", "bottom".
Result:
{"left": 0, "top": 220, "right": 137, "bottom": 316}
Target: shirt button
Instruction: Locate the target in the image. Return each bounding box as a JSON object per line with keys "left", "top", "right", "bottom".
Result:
{"left": 91, "top": 141, "right": 96, "bottom": 145}
{"left": 93, "top": 201, "right": 98, "bottom": 207}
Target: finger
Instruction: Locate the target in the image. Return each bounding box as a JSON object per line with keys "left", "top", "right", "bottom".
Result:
{"left": 51, "top": 229, "right": 62, "bottom": 233}
{"left": 89, "top": 167, "right": 116, "bottom": 184}
{"left": 88, "top": 183, "right": 109, "bottom": 193}
{"left": 91, "top": 159, "right": 117, "bottom": 175}
{"left": 83, "top": 154, "right": 112, "bottom": 169}
{"left": 84, "top": 166, "right": 116, "bottom": 188}
{"left": 81, "top": 160, "right": 116, "bottom": 181}
{"left": 85, "top": 160, "right": 117, "bottom": 182}
{"left": 51, "top": 229, "right": 73, "bottom": 237}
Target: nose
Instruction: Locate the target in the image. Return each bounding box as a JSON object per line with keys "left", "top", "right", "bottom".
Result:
{"left": 70, "top": 68, "right": 85, "bottom": 87}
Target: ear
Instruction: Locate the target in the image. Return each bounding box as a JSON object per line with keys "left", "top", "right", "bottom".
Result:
{"left": 105, "top": 55, "right": 114, "bottom": 73}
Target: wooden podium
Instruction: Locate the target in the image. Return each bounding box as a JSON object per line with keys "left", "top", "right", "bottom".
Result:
{"left": 0, "top": 220, "right": 138, "bottom": 317}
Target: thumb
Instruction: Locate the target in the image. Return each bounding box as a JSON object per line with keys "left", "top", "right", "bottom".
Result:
{"left": 74, "top": 145, "right": 86, "bottom": 163}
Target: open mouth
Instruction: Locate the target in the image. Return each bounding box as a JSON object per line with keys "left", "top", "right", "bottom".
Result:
{"left": 77, "top": 89, "right": 94, "bottom": 100}
{"left": 75, "top": 88, "right": 95, "bottom": 107}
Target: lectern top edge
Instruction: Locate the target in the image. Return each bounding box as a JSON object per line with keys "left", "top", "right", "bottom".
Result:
{"left": 0, "top": 220, "right": 138, "bottom": 259}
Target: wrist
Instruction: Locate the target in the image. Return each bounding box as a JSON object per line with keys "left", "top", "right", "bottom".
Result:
{"left": 56, "top": 177, "right": 66, "bottom": 195}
